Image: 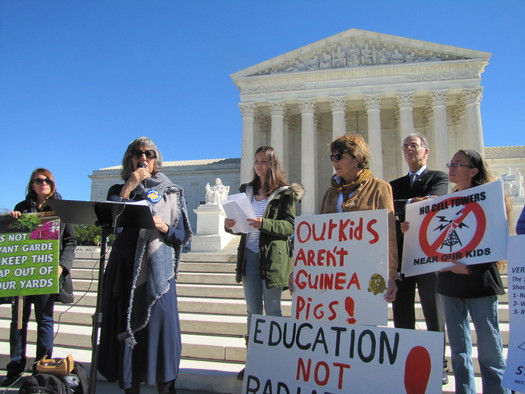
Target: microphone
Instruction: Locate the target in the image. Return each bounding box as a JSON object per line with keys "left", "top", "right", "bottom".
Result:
{"left": 137, "top": 162, "right": 147, "bottom": 169}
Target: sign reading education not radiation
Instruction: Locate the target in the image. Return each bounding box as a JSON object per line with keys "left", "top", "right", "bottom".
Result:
{"left": 292, "top": 210, "right": 389, "bottom": 326}
{"left": 401, "top": 180, "right": 508, "bottom": 277}
{"left": 0, "top": 213, "right": 60, "bottom": 297}
{"left": 243, "top": 315, "right": 444, "bottom": 393}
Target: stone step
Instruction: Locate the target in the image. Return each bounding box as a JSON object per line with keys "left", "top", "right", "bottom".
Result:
{"left": 0, "top": 250, "right": 511, "bottom": 393}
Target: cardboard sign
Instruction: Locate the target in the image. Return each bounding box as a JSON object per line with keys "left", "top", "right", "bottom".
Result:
{"left": 292, "top": 210, "right": 389, "bottom": 326}
{"left": 503, "top": 235, "right": 525, "bottom": 391}
{"left": 243, "top": 315, "right": 444, "bottom": 393}
{"left": 0, "top": 213, "right": 60, "bottom": 297}
{"left": 401, "top": 180, "right": 508, "bottom": 277}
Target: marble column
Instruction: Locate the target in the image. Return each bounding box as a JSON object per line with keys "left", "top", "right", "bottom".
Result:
{"left": 239, "top": 102, "right": 256, "bottom": 183}
{"left": 429, "top": 90, "right": 450, "bottom": 171}
{"left": 299, "top": 98, "right": 317, "bottom": 214}
{"left": 330, "top": 96, "right": 347, "bottom": 140}
{"left": 462, "top": 88, "right": 485, "bottom": 154}
{"left": 269, "top": 100, "right": 286, "bottom": 160}
{"left": 396, "top": 91, "right": 415, "bottom": 173}
{"left": 364, "top": 93, "right": 383, "bottom": 178}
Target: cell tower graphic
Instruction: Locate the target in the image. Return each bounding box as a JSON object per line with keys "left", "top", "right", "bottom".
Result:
{"left": 434, "top": 209, "right": 470, "bottom": 252}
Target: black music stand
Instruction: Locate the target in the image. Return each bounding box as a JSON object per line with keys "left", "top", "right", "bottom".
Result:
{"left": 47, "top": 199, "right": 155, "bottom": 394}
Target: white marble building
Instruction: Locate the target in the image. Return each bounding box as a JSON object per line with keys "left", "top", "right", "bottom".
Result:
{"left": 89, "top": 29, "right": 525, "bottom": 233}
{"left": 231, "top": 28, "right": 491, "bottom": 214}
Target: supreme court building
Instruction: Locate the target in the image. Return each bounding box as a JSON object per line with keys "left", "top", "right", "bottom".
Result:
{"left": 90, "top": 29, "right": 524, "bottom": 232}
{"left": 231, "top": 28, "right": 492, "bottom": 214}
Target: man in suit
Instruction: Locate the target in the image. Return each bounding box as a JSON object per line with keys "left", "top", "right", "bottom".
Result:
{"left": 390, "top": 133, "right": 449, "bottom": 384}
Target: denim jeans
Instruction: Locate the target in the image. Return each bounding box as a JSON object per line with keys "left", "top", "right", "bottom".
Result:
{"left": 242, "top": 249, "right": 283, "bottom": 335}
{"left": 442, "top": 295, "right": 509, "bottom": 394}
{"left": 7, "top": 294, "right": 55, "bottom": 376}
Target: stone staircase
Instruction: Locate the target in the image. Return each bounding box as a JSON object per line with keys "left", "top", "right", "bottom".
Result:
{"left": 0, "top": 242, "right": 509, "bottom": 393}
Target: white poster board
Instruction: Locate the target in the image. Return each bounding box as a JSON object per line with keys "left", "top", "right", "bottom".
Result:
{"left": 401, "top": 180, "right": 508, "bottom": 277}
{"left": 292, "top": 210, "right": 389, "bottom": 326}
{"left": 503, "top": 234, "right": 525, "bottom": 392}
{"left": 243, "top": 315, "right": 444, "bottom": 393}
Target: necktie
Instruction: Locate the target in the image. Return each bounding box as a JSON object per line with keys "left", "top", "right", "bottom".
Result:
{"left": 410, "top": 173, "right": 417, "bottom": 188}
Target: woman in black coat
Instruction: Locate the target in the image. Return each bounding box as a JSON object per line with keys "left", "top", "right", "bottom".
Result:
{"left": 1, "top": 168, "right": 76, "bottom": 387}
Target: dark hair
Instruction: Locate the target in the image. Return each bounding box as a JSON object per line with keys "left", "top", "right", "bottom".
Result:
{"left": 330, "top": 134, "right": 370, "bottom": 169}
{"left": 120, "top": 137, "right": 163, "bottom": 180}
{"left": 458, "top": 149, "right": 495, "bottom": 187}
{"left": 251, "top": 146, "right": 289, "bottom": 195}
{"left": 27, "top": 168, "right": 56, "bottom": 199}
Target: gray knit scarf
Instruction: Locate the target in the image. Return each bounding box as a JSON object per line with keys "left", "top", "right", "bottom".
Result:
{"left": 123, "top": 172, "right": 192, "bottom": 346}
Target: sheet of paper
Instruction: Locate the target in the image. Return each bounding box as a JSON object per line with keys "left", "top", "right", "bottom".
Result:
{"left": 221, "top": 193, "right": 257, "bottom": 233}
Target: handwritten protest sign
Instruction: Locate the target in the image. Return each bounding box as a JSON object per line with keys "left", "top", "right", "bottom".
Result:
{"left": 243, "top": 315, "right": 443, "bottom": 393}
{"left": 401, "top": 180, "right": 507, "bottom": 277}
{"left": 0, "top": 213, "right": 60, "bottom": 297}
{"left": 503, "top": 235, "right": 525, "bottom": 392}
{"left": 292, "top": 210, "right": 388, "bottom": 326}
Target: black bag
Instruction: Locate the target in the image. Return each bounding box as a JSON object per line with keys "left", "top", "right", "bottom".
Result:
{"left": 19, "top": 373, "right": 72, "bottom": 394}
{"left": 18, "top": 363, "right": 89, "bottom": 394}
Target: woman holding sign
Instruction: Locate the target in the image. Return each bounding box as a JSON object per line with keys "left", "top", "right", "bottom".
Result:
{"left": 97, "top": 137, "right": 192, "bottom": 394}
{"left": 439, "top": 150, "right": 509, "bottom": 394}
{"left": 224, "top": 146, "right": 304, "bottom": 380}
{"left": 401, "top": 149, "right": 509, "bottom": 393}
{"left": 1, "top": 168, "right": 76, "bottom": 387}
{"left": 319, "top": 134, "right": 398, "bottom": 301}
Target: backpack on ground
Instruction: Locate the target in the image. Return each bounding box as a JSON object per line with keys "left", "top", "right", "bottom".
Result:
{"left": 19, "top": 372, "right": 72, "bottom": 394}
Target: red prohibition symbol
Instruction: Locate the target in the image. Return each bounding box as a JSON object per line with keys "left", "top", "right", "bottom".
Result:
{"left": 419, "top": 197, "right": 486, "bottom": 260}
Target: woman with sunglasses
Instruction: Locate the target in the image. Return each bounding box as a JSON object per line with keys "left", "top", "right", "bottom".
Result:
{"left": 401, "top": 149, "right": 509, "bottom": 393}
{"left": 319, "top": 134, "right": 398, "bottom": 302}
{"left": 225, "top": 146, "right": 304, "bottom": 380}
{"left": 1, "top": 168, "right": 76, "bottom": 387}
{"left": 97, "top": 137, "right": 192, "bottom": 394}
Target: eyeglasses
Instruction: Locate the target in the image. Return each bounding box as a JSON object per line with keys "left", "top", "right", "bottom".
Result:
{"left": 131, "top": 149, "right": 157, "bottom": 159}
{"left": 330, "top": 152, "right": 349, "bottom": 162}
{"left": 33, "top": 178, "right": 52, "bottom": 185}
{"left": 401, "top": 143, "right": 421, "bottom": 150}
{"left": 446, "top": 162, "right": 474, "bottom": 169}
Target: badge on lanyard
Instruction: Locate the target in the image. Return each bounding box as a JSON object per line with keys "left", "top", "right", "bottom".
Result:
{"left": 146, "top": 189, "right": 161, "bottom": 204}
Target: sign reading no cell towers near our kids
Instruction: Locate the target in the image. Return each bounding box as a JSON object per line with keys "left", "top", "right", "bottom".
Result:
{"left": 401, "top": 180, "right": 508, "bottom": 277}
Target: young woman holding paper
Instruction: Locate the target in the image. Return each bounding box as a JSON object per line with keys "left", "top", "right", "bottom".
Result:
{"left": 224, "top": 146, "right": 303, "bottom": 380}
{"left": 402, "top": 149, "right": 509, "bottom": 394}
{"left": 1, "top": 168, "right": 76, "bottom": 388}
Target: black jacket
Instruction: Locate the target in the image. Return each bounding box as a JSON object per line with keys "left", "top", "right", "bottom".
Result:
{"left": 390, "top": 169, "right": 449, "bottom": 271}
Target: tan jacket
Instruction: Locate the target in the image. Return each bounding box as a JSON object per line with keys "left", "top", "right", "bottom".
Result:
{"left": 320, "top": 173, "right": 399, "bottom": 279}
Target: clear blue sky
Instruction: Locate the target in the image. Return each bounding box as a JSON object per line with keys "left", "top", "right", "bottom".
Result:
{"left": 1, "top": 0, "right": 524, "bottom": 210}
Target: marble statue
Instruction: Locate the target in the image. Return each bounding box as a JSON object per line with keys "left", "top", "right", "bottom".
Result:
{"left": 205, "top": 178, "right": 230, "bottom": 205}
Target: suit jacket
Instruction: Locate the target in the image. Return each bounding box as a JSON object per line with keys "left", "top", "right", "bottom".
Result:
{"left": 390, "top": 169, "right": 449, "bottom": 269}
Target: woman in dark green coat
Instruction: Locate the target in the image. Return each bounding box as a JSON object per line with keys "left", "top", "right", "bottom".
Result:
{"left": 225, "top": 146, "right": 303, "bottom": 379}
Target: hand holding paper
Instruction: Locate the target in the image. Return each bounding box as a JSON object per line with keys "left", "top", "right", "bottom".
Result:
{"left": 221, "top": 193, "right": 258, "bottom": 233}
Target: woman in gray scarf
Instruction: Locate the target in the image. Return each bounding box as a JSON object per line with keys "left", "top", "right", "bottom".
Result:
{"left": 98, "top": 137, "right": 192, "bottom": 394}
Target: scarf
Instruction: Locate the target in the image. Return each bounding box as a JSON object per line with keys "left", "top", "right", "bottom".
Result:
{"left": 329, "top": 168, "right": 374, "bottom": 202}
{"left": 122, "top": 172, "right": 192, "bottom": 346}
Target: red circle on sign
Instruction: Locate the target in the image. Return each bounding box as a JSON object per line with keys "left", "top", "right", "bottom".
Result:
{"left": 419, "top": 197, "right": 486, "bottom": 260}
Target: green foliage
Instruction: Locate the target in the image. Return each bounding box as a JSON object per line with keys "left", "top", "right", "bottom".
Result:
{"left": 74, "top": 224, "right": 102, "bottom": 246}
{"left": 12, "top": 213, "right": 40, "bottom": 232}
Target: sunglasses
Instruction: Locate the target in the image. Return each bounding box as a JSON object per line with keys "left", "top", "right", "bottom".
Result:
{"left": 34, "top": 178, "right": 52, "bottom": 185}
{"left": 130, "top": 149, "right": 157, "bottom": 159}
{"left": 446, "top": 162, "right": 474, "bottom": 169}
{"left": 329, "top": 152, "right": 349, "bottom": 162}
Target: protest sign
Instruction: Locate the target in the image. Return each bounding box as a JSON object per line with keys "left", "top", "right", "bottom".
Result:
{"left": 243, "top": 315, "right": 444, "bottom": 394}
{"left": 292, "top": 210, "right": 388, "bottom": 326}
{"left": 503, "top": 234, "right": 525, "bottom": 392}
{"left": 0, "top": 213, "right": 60, "bottom": 297}
{"left": 401, "top": 180, "right": 508, "bottom": 277}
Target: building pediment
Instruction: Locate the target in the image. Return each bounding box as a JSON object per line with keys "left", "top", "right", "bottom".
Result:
{"left": 232, "top": 29, "right": 491, "bottom": 80}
